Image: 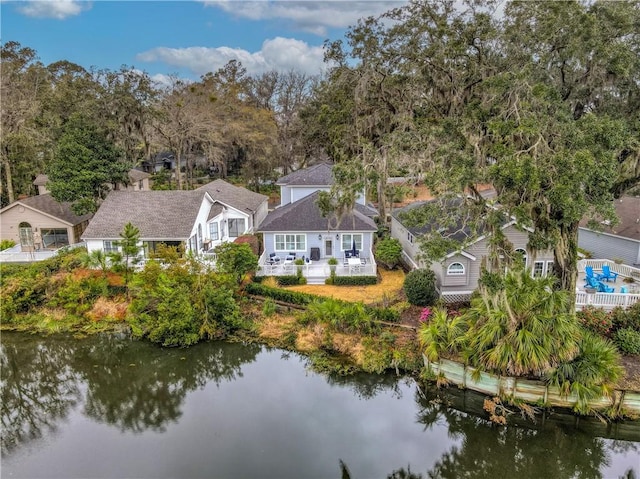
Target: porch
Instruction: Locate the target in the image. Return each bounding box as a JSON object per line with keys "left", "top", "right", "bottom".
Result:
{"left": 0, "top": 243, "right": 87, "bottom": 263}
{"left": 576, "top": 259, "right": 640, "bottom": 311}
{"left": 257, "top": 252, "right": 377, "bottom": 284}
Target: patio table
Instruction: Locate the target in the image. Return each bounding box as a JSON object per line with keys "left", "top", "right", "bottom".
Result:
{"left": 348, "top": 257, "right": 361, "bottom": 274}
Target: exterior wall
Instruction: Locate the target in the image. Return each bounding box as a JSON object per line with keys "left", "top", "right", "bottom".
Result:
{"left": 390, "top": 217, "right": 425, "bottom": 267}
{"left": 204, "top": 206, "right": 251, "bottom": 250}
{"left": 36, "top": 184, "right": 49, "bottom": 195}
{"left": 263, "top": 231, "right": 374, "bottom": 260}
{"left": 188, "top": 196, "right": 217, "bottom": 253}
{"left": 130, "top": 178, "right": 151, "bottom": 191}
{"left": 0, "top": 204, "right": 78, "bottom": 250}
{"left": 253, "top": 201, "right": 269, "bottom": 230}
{"left": 280, "top": 186, "right": 365, "bottom": 207}
{"left": 579, "top": 228, "right": 640, "bottom": 266}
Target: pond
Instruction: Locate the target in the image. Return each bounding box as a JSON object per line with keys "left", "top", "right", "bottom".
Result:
{"left": 1, "top": 332, "right": 638, "bottom": 478}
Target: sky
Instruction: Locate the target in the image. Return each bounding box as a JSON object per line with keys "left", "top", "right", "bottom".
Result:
{"left": 1, "top": 0, "right": 407, "bottom": 84}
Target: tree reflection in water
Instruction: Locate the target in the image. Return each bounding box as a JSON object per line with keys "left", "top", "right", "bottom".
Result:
{"left": 1, "top": 333, "right": 260, "bottom": 452}
{"left": 413, "top": 385, "right": 639, "bottom": 479}
{"left": 1, "top": 334, "right": 81, "bottom": 456}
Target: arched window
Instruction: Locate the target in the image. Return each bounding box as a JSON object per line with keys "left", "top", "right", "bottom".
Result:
{"left": 447, "top": 262, "right": 465, "bottom": 275}
{"left": 515, "top": 248, "right": 527, "bottom": 266}
{"left": 18, "top": 222, "right": 33, "bottom": 247}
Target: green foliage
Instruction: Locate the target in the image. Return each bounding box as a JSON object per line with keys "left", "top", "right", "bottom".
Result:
{"left": 374, "top": 237, "right": 403, "bottom": 269}
{"left": 577, "top": 307, "right": 613, "bottom": 338}
{"left": 47, "top": 113, "right": 129, "bottom": 215}
{"left": 610, "top": 304, "right": 640, "bottom": 333}
{"left": 462, "top": 269, "right": 582, "bottom": 377}
{"left": 547, "top": 332, "right": 623, "bottom": 415}
{"left": 244, "top": 282, "right": 317, "bottom": 305}
{"left": 49, "top": 275, "right": 109, "bottom": 315}
{"left": 276, "top": 275, "right": 306, "bottom": 286}
{"left": 419, "top": 308, "right": 468, "bottom": 362}
{"left": 327, "top": 257, "right": 339, "bottom": 265}
{"left": 613, "top": 328, "right": 640, "bottom": 356}
{"left": 0, "top": 239, "right": 16, "bottom": 251}
{"left": 329, "top": 276, "right": 378, "bottom": 286}
{"left": 214, "top": 242, "right": 259, "bottom": 284}
{"left": 367, "top": 306, "right": 400, "bottom": 323}
{"left": 306, "top": 298, "right": 378, "bottom": 334}
{"left": 262, "top": 298, "right": 277, "bottom": 317}
{"left": 403, "top": 269, "right": 438, "bottom": 306}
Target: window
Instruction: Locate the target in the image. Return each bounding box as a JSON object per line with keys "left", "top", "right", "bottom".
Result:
{"left": 407, "top": 232, "right": 414, "bottom": 244}
{"left": 198, "top": 224, "right": 203, "bottom": 244}
{"left": 228, "top": 218, "right": 246, "bottom": 238}
{"left": 41, "top": 228, "right": 69, "bottom": 248}
{"left": 546, "top": 261, "right": 554, "bottom": 276}
{"left": 533, "top": 261, "right": 545, "bottom": 277}
{"left": 341, "top": 234, "right": 363, "bottom": 251}
{"left": 447, "top": 262, "right": 465, "bottom": 275}
{"left": 188, "top": 234, "right": 198, "bottom": 252}
{"left": 209, "top": 222, "right": 219, "bottom": 241}
{"left": 103, "top": 240, "right": 119, "bottom": 253}
{"left": 515, "top": 248, "right": 527, "bottom": 267}
{"left": 275, "top": 234, "right": 306, "bottom": 251}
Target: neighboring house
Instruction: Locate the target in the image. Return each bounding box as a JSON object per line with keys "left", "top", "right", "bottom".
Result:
{"left": 578, "top": 196, "right": 640, "bottom": 266}
{"left": 391, "top": 199, "right": 555, "bottom": 303}
{"left": 276, "top": 163, "right": 368, "bottom": 208}
{"left": 33, "top": 170, "right": 152, "bottom": 195}
{"left": 0, "top": 194, "right": 93, "bottom": 250}
{"left": 82, "top": 180, "right": 268, "bottom": 256}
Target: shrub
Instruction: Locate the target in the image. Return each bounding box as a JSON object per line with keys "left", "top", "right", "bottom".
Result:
{"left": 262, "top": 299, "right": 277, "bottom": 317}
{"left": 577, "top": 306, "right": 613, "bottom": 338}
{"left": 374, "top": 238, "right": 403, "bottom": 269}
{"left": 610, "top": 304, "right": 640, "bottom": 333}
{"left": 276, "top": 275, "right": 305, "bottom": 286}
{"left": 613, "top": 328, "right": 640, "bottom": 355}
{"left": 367, "top": 306, "right": 400, "bottom": 323}
{"left": 0, "top": 239, "right": 16, "bottom": 251}
{"left": 403, "top": 269, "right": 438, "bottom": 306}
{"left": 244, "top": 282, "right": 317, "bottom": 305}
{"left": 330, "top": 276, "right": 377, "bottom": 286}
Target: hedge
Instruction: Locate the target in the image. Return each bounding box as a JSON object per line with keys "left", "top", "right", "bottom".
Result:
{"left": 276, "top": 275, "right": 307, "bottom": 286}
{"left": 244, "top": 282, "right": 318, "bottom": 305}
{"left": 326, "top": 276, "right": 378, "bottom": 286}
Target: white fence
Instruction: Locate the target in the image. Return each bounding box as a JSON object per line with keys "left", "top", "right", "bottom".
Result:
{"left": 0, "top": 242, "right": 87, "bottom": 263}
{"left": 578, "top": 258, "right": 640, "bottom": 282}
{"left": 576, "top": 259, "right": 640, "bottom": 310}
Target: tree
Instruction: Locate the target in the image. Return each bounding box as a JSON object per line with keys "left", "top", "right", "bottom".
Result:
{"left": 403, "top": 269, "right": 438, "bottom": 306}
{"left": 47, "top": 114, "right": 129, "bottom": 214}
{"left": 374, "top": 237, "right": 403, "bottom": 269}
{"left": 213, "top": 242, "right": 258, "bottom": 285}
{"left": 311, "top": 0, "right": 640, "bottom": 305}
{"left": 117, "top": 222, "right": 141, "bottom": 287}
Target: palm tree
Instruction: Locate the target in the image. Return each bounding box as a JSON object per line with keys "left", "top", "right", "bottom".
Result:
{"left": 461, "top": 268, "right": 581, "bottom": 377}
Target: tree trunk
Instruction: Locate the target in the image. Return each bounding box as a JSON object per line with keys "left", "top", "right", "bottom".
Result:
{"left": 553, "top": 220, "right": 579, "bottom": 310}
{"left": 3, "top": 160, "right": 15, "bottom": 204}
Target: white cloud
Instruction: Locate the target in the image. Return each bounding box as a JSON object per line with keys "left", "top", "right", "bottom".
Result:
{"left": 200, "top": 0, "right": 405, "bottom": 36}
{"left": 15, "top": 0, "right": 90, "bottom": 19}
{"left": 137, "top": 37, "right": 329, "bottom": 76}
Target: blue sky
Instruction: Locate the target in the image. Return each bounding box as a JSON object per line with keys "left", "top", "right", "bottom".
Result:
{"left": 2, "top": 1, "right": 406, "bottom": 83}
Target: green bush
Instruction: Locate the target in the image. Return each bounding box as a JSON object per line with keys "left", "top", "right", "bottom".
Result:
{"left": 613, "top": 328, "right": 640, "bottom": 355}
{"left": 610, "top": 304, "right": 640, "bottom": 332}
{"left": 577, "top": 306, "right": 613, "bottom": 338}
{"left": 403, "top": 269, "right": 438, "bottom": 306}
{"left": 276, "top": 275, "right": 306, "bottom": 286}
{"left": 374, "top": 238, "right": 403, "bottom": 269}
{"left": 244, "top": 282, "right": 317, "bottom": 305}
{"left": 367, "top": 306, "right": 400, "bottom": 323}
{"left": 329, "top": 276, "right": 377, "bottom": 286}
{"left": 0, "top": 239, "right": 16, "bottom": 251}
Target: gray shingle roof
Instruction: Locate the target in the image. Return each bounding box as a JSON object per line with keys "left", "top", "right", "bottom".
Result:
{"left": 259, "top": 191, "right": 377, "bottom": 232}
{"left": 276, "top": 163, "right": 334, "bottom": 187}
{"left": 128, "top": 169, "right": 151, "bottom": 182}
{"left": 392, "top": 198, "right": 511, "bottom": 246}
{"left": 579, "top": 196, "right": 640, "bottom": 241}
{"left": 197, "top": 179, "right": 267, "bottom": 214}
{"left": 3, "top": 194, "right": 93, "bottom": 225}
{"left": 82, "top": 190, "right": 207, "bottom": 240}
{"left": 33, "top": 174, "right": 49, "bottom": 186}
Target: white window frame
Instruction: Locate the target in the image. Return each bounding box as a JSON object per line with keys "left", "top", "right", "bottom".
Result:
{"left": 274, "top": 234, "right": 306, "bottom": 252}
{"left": 228, "top": 218, "right": 246, "bottom": 238}
{"left": 341, "top": 233, "right": 363, "bottom": 251}
{"left": 407, "top": 232, "right": 414, "bottom": 244}
{"left": 209, "top": 222, "right": 219, "bottom": 241}
{"left": 447, "top": 262, "right": 465, "bottom": 276}
{"left": 515, "top": 248, "right": 527, "bottom": 267}
{"left": 103, "top": 240, "right": 119, "bottom": 253}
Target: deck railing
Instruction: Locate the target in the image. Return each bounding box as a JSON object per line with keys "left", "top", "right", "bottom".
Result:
{"left": 578, "top": 259, "right": 640, "bottom": 282}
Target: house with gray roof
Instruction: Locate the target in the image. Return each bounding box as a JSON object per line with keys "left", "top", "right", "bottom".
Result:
{"left": 33, "top": 169, "right": 152, "bottom": 196}
{"left": 82, "top": 179, "right": 267, "bottom": 257}
{"left": 391, "top": 199, "right": 555, "bottom": 303}
{"left": 578, "top": 196, "right": 640, "bottom": 266}
{"left": 0, "top": 194, "right": 93, "bottom": 251}
{"left": 257, "top": 164, "right": 378, "bottom": 282}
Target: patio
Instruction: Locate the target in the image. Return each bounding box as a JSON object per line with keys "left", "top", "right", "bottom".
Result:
{"left": 576, "top": 259, "right": 640, "bottom": 311}
{"left": 257, "top": 252, "right": 377, "bottom": 284}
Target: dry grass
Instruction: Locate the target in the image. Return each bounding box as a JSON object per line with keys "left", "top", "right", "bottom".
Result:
{"left": 332, "top": 332, "right": 365, "bottom": 363}
{"left": 86, "top": 297, "right": 128, "bottom": 322}
{"left": 284, "top": 268, "right": 406, "bottom": 304}
{"left": 295, "top": 324, "right": 328, "bottom": 352}
{"left": 256, "top": 312, "right": 298, "bottom": 341}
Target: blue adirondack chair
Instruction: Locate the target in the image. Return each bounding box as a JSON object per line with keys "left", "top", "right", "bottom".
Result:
{"left": 597, "top": 281, "right": 615, "bottom": 293}
{"left": 585, "top": 266, "right": 597, "bottom": 279}
{"left": 584, "top": 276, "right": 600, "bottom": 289}
{"left": 599, "top": 265, "right": 618, "bottom": 282}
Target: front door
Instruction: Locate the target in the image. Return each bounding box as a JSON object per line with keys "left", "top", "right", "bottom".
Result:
{"left": 324, "top": 239, "right": 332, "bottom": 257}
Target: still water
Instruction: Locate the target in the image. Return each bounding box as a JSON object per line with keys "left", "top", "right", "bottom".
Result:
{"left": 1, "top": 332, "right": 638, "bottom": 479}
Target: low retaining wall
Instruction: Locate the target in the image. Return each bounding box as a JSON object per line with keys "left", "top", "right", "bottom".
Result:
{"left": 424, "top": 356, "right": 640, "bottom": 416}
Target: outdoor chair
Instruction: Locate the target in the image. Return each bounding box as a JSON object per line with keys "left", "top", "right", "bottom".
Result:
{"left": 584, "top": 276, "right": 600, "bottom": 289}
{"left": 599, "top": 265, "right": 618, "bottom": 282}
{"left": 267, "top": 253, "right": 281, "bottom": 265}
{"left": 585, "top": 266, "right": 597, "bottom": 279}
{"left": 597, "top": 281, "right": 614, "bottom": 293}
